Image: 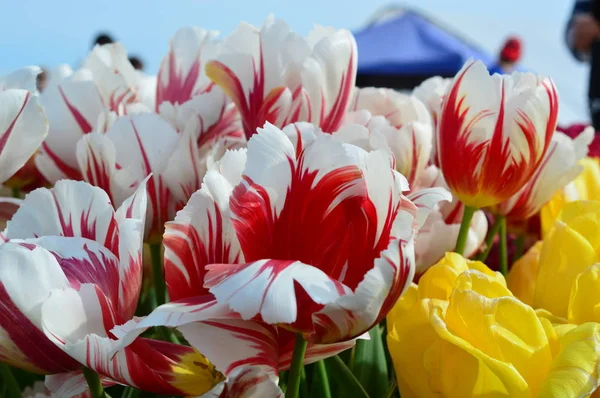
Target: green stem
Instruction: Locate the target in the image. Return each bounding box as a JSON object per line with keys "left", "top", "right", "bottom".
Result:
{"left": 313, "top": 360, "right": 332, "bottom": 398}
{"left": 285, "top": 334, "right": 308, "bottom": 398}
{"left": 512, "top": 234, "right": 525, "bottom": 264}
{"left": 82, "top": 367, "right": 107, "bottom": 398}
{"left": 122, "top": 387, "right": 140, "bottom": 398}
{"left": 149, "top": 243, "right": 166, "bottom": 308}
{"left": 299, "top": 367, "right": 309, "bottom": 398}
{"left": 0, "top": 363, "right": 20, "bottom": 397}
{"left": 329, "top": 356, "right": 370, "bottom": 398}
{"left": 11, "top": 188, "right": 20, "bottom": 199}
{"left": 454, "top": 205, "right": 476, "bottom": 255}
{"left": 476, "top": 216, "right": 502, "bottom": 262}
{"left": 498, "top": 216, "right": 508, "bottom": 276}
{"left": 384, "top": 379, "right": 398, "bottom": 398}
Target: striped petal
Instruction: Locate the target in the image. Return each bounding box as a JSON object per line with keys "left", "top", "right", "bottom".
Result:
{"left": 0, "top": 242, "right": 78, "bottom": 374}
{"left": 437, "top": 60, "right": 559, "bottom": 208}
{"left": 44, "top": 372, "right": 100, "bottom": 397}
{"left": 164, "top": 170, "right": 243, "bottom": 301}
{"left": 42, "top": 285, "right": 224, "bottom": 396}
{"left": 4, "top": 180, "right": 120, "bottom": 253}
{"left": 37, "top": 74, "right": 104, "bottom": 183}
{"left": 83, "top": 43, "right": 144, "bottom": 112}
{"left": 299, "top": 27, "right": 357, "bottom": 132}
{"left": 104, "top": 113, "right": 179, "bottom": 241}
{"left": 206, "top": 366, "right": 283, "bottom": 398}
{"left": 230, "top": 123, "right": 368, "bottom": 279}
{"left": 156, "top": 27, "right": 218, "bottom": 108}
{"left": 0, "top": 89, "right": 48, "bottom": 184}
{"left": 496, "top": 129, "right": 593, "bottom": 220}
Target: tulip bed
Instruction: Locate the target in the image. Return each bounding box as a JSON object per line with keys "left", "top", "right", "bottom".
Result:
{"left": 1, "top": 15, "right": 599, "bottom": 398}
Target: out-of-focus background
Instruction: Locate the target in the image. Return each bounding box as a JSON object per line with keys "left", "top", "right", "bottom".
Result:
{"left": 0, "top": 0, "right": 586, "bottom": 123}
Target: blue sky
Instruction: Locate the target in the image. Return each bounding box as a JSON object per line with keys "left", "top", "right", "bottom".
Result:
{"left": 0, "top": 0, "right": 587, "bottom": 122}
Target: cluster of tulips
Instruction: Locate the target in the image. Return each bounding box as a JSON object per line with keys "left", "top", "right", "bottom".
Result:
{"left": 1, "top": 14, "right": 599, "bottom": 398}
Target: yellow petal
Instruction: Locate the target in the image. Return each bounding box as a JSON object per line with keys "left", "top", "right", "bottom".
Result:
{"left": 387, "top": 288, "right": 448, "bottom": 398}
{"left": 538, "top": 322, "right": 600, "bottom": 398}
{"left": 569, "top": 157, "right": 600, "bottom": 201}
{"left": 533, "top": 222, "right": 598, "bottom": 318}
{"left": 443, "top": 273, "right": 552, "bottom": 396}
{"left": 430, "top": 300, "right": 531, "bottom": 397}
{"left": 569, "top": 264, "right": 600, "bottom": 324}
{"left": 417, "top": 252, "right": 504, "bottom": 301}
{"left": 540, "top": 189, "right": 566, "bottom": 239}
{"left": 508, "top": 241, "right": 542, "bottom": 306}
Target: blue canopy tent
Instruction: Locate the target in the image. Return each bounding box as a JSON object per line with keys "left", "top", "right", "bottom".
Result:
{"left": 354, "top": 6, "right": 495, "bottom": 90}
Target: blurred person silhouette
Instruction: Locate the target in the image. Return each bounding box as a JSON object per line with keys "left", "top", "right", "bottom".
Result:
{"left": 92, "top": 32, "right": 115, "bottom": 48}
{"left": 488, "top": 36, "right": 522, "bottom": 74}
{"left": 36, "top": 67, "right": 48, "bottom": 93}
{"left": 129, "top": 56, "right": 144, "bottom": 71}
{"left": 566, "top": 0, "right": 600, "bottom": 128}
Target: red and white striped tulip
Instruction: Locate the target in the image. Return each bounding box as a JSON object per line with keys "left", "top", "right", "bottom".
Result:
{"left": 0, "top": 180, "right": 224, "bottom": 397}
{"left": 0, "top": 67, "right": 48, "bottom": 188}
{"left": 495, "top": 128, "right": 593, "bottom": 221}
{"left": 156, "top": 122, "right": 446, "bottom": 343}
{"left": 437, "top": 60, "right": 559, "bottom": 208}
{"left": 206, "top": 16, "right": 357, "bottom": 139}
{"left": 36, "top": 43, "right": 151, "bottom": 184}
{"left": 156, "top": 27, "right": 218, "bottom": 108}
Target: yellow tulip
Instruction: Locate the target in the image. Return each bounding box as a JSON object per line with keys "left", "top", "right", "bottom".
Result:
{"left": 388, "top": 253, "right": 600, "bottom": 397}
{"left": 541, "top": 157, "right": 600, "bottom": 237}
{"left": 510, "top": 200, "right": 600, "bottom": 321}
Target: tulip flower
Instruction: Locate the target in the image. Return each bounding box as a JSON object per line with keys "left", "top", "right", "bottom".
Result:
{"left": 0, "top": 66, "right": 49, "bottom": 190}
{"left": 412, "top": 76, "right": 450, "bottom": 128}
{"left": 494, "top": 130, "right": 592, "bottom": 221}
{"left": 156, "top": 27, "right": 218, "bottom": 108}
{"left": 206, "top": 16, "right": 357, "bottom": 139}
{"left": 346, "top": 90, "right": 434, "bottom": 187}
{"left": 540, "top": 154, "right": 600, "bottom": 237}
{"left": 108, "top": 121, "right": 447, "bottom": 398}
{"left": 0, "top": 179, "right": 224, "bottom": 397}
{"left": 413, "top": 166, "right": 488, "bottom": 273}
{"left": 349, "top": 87, "right": 431, "bottom": 129}
{"left": 438, "top": 60, "right": 558, "bottom": 209}
{"left": 510, "top": 200, "right": 600, "bottom": 323}
{"left": 388, "top": 252, "right": 600, "bottom": 397}
{"left": 36, "top": 43, "right": 150, "bottom": 183}
{"left": 437, "top": 60, "right": 558, "bottom": 256}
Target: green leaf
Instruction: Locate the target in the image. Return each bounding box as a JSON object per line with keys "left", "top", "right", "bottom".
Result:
{"left": 351, "top": 325, "right": 389, "bottom": 398}
{"left": 325, "top": 355, "right": 370, "bottom": 398}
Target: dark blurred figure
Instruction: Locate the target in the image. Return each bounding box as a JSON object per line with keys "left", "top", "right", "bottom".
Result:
{"left": 488, "top": 36, "right": 522, "bottom": 75}
{"left": 36, "top": 67, "right": 48, "bottom": 93}
{"left": 566, "top": 0, "right": 600, "bottom": 129}
{"left": 129, "top": 56, "right": 145, "bottom": 71}
{"left": 92, "top": 32, "right": 115, "bottom": 48}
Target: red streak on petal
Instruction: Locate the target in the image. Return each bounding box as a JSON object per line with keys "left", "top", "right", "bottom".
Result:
{"left": 0, "top": 91, "right": 29, "bottom": 154}
{"left": 59, "top": 86, "right": 93, "bottom": 133}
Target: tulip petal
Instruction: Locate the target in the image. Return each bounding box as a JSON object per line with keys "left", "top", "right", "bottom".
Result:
{"left": 508, "top": 241, "right": 542, "bottom": 306}
{"left": 230, "top": 123, "right": 367, "bottom": 280}
{"left": 539, "top": 322, "right": 600, "bottom": 397}
{"left": 45, "top": 371, "right": 111, "bottom": 397}
{"left": 37, "top": 77, "right": 104, "bottom": 183}
{"left": 0, "top": 242, "right": 77, "bottom": 373}
{"left": 164, "top": 171, "right": 243, "bottom": 301}
{"left": 42, "top": 285, "right": 223, "bottom": 396}
{"left": 207, "top": 366, "right": 283, "bottom": 398}
{"left": 4, "top": 180, "right": 120, "bottom": 255}
{"left": 0, "top": 90, "right": 48, "bottom": 184}
{"left": 0, "top": 66, "right": 41, "bottom": 92}
{"left": 156, "top": 27, "right": 217, "bottom": 107}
